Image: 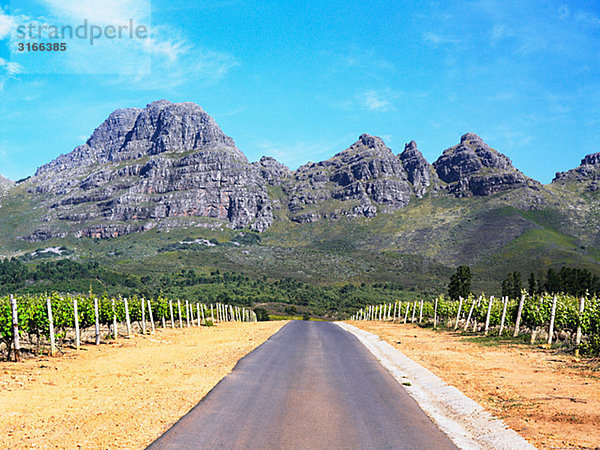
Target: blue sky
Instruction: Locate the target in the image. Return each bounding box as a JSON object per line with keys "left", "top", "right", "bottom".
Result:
{"left": 0, "top": 0, "right": 599, "bottom": 183}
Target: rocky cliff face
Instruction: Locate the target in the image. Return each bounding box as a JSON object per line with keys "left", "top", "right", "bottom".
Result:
{"left": 26, "top": 100, "right": 273, "bottom": 239}
{"left": 14, "top": 100, "right": 555, "bottom": 240}
{"left": 282, "top": 134, "right": 415, "bottom": 222}
{"left": 252, "top": 156, "right": 291, "bottom": 186}
{"left": 432, "top": 133, "right": 536, "bottom": 196}
{"left": 553, "top": 152, "right": 600, "bottom": 191}
{"left": 399, "top": 140, "right": 434, "bottom": 198}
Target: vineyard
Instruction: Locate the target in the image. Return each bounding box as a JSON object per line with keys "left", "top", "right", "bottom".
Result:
{"left": 0, "top": 293, "right": 257, "bottom": 361}
{"left": 351, "top": 292, "right": 600, "bottom": 355}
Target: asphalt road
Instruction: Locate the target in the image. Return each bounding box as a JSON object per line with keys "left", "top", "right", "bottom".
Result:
{"left": 149, "top": 321, "right": 457, "bottom": 449}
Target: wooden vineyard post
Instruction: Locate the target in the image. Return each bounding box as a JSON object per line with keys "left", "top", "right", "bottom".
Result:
{"left": 454, "top": 297, "right": 464, "bottom": 330}
{"left": 230, "top": 305, "right": 234, "bottom": 322}
{"left": 141, "top": 298, "right": 147, "bottom": 334}
{"left": 464, "top": 297, "right": 475, "bottom": 331}
{"left": 419, "top": 300, "right": 423, "bottom": 324}
{"left": 162, "top": 316, "right": 166, "bottom": 328}
{"left": 403, "top": 302, "right": 409, "bottom": 324}
{"left": 197, "top": 303, "right": 201, "bottom": 326}
{"left": 73, "top": 297, "right": 80, "bottom": 350}
{"left": 575, "top": 297, "right": 585, "bottom": 357}
{"left": 484, "top": 296, "right": 494, "bottom": 335}
{"left": 47, "top": 296, "right": 56, "bottom": 356}
{"left": 499, "top": 296, "right": 508, "bottom": 336}
{"left": 177, "top": 300, "right": 183, "bottom": 328}
{"left": 112, "top": 298, "right": 118, "bottom": 339}
{"left": 548, "top": 295, "right": 558, "bottom": 345}
{"left": 185, "top": 300, "right": 190, "bottom": 328}
{"left": 94, "top": 297, "right": 100, "bottom": 345}
{"left": 10, "top": 295, "right": 21, "bottom": 362}
{"left": 211, "top": 304, "right": 214, "bottom": 322}
{"left": 169, "top": 300, "right": 175, "bottom": 328}
{"left": 147, "top": 299, "right": 155, "bottom": 333}
{"left": 124, "top": 298, "right": 132, "bottom": 337}
{"left": 393, "top": 302, "right": 397, "bottom": 321}
{"left": 201, "top": 304, "right": 206, "bottom": 324}
{"left": 513, "top": 294, "right": 525, "bottom": 337}
{"left": 411, "top": 301, "right": 417, "bottom": 323}
{"left": 433, "top": 297, "right": 438, "bottom": 328}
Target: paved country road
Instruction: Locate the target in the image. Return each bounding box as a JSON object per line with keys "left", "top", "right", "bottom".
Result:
{"left": 149, "top": 321, "right": 458, "bottom": 449}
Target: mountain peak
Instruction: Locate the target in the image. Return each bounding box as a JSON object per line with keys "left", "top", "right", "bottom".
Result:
{"left": 433, "top": 133, "right": 531, "bottom": 196}
{"left": 404, "top": 140, "right": 418, "bottom": 151}
{"left": 358, "top": 133, "right": 386, "bottom": 149}
{"left": 460, "top": 132, "right": 483, "bottom": 144}
{"left": 581, "top": 152, "right": 600, "bottom": 166}
{"left": 553, "top": 152, "right": 600, "bottom": 187}
{"left": 36, "top": 100, "right": 242, "bottom": 178}
{"left": 399, "top": 140, "right": 431, "bottom": 197}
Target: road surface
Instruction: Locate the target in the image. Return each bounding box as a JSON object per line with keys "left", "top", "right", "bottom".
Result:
{"left": 149, "top": 321, "right": 457, "bottom": 449}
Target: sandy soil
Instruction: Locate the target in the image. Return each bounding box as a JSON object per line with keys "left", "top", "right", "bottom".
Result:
{"left": 0, "top": 321, "right": 286, "bottom": 449}
{"left": 350, "top": 321, "right": 600, "bottom": 449}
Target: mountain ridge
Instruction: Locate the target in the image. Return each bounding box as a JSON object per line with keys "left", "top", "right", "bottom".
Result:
{"left": 0, "top": 100, "right": 598, "bottom": 295}
{"left": 0, "top": 100, "right": 593, "bottom": 241}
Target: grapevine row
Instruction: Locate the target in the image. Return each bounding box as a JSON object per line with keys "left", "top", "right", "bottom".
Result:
{"left": 0, "top": 293, "right": 257, "bottom": 361}
{"left": 351, "top": 292, "right": 600, "bottom": 355}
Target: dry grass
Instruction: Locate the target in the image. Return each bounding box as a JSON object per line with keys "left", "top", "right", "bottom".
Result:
{"left": 0, "top": 321, "right": 286, "bottom": 449}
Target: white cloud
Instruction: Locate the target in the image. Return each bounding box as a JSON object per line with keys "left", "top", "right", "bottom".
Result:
{"left": 40, "top": 0, "right": 147, "bottom": 26}
{"left": 423, "top": 32, "right": 460, "bottom": 46}
{"left": 361, "top": 90, "right": 396, "bottom": 112}
{"left": 558, "top": 5, "right": 600, "bottom": 28}
{"left": 0, "top": 57, "right": 22, "bottom": 91}
{"left": 0, "top": 57, "right": 22, "bottom": 76}
{"left": 0, "top": 8, "right": 14, "bottom": 40}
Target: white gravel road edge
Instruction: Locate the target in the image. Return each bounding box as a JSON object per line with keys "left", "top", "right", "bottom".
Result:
{"left": 336, "top": 322, "right": 536, "bottom": 450}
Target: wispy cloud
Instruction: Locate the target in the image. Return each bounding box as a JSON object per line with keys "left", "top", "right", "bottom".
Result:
{"left": 360, "top": 90, "right": 396, "bottom": 112}
{"left": 558, "top": 5, "right": 600, "bottom": 28}
{"left": 0, "top": 57, "right": 22, "bottom": 91}
{"left": 40, "top": 0, "right": 146, "bottom": 26}
{"left": 4, "top": 0, "right": 238, "bottom": 85}
{"left": 422, "top": 32, "right": 460, "bottom": 47}
{"left": 0, "top": 7, "right": 14, "bottom": 39}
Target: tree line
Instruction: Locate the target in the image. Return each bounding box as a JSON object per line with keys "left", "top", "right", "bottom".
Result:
{"left": 448, "top": 265, "right": 600, "bottom": 300}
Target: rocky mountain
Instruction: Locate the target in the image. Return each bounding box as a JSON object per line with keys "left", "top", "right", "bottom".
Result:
{"left": 399, "top": 140, "right": 435, "bottom": 198}
{"left": 25, "top": 100, "right": 273, "bottom": 239}
{"left": 1, "top": 100, "right": 600, "bottom": 294}
{"left": 432, "top": 133, "right": 539, "bottom": 196}
{"left": 0, "top": 100, "right": 592, "bottom": 249}
{"left": 553, "top": 152, "right": 600, "bottom": 191}
{"left": 282, "top": 134, "right": 413, "bottom": 223}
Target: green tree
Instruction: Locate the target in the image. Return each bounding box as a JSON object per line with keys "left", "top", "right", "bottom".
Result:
{"left": 527, "top": 272, "right": 536, "bottom": 296}
{"left": 448, "top": 266, "right": 472, "bottom": 300}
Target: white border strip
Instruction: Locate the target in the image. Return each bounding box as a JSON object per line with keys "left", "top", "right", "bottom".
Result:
{"left": 336, "top": 322, "right": 536, "bottom": 450}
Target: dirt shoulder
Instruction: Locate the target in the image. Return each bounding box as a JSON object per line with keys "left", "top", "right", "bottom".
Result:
{"left": 350, "top": 321, "right": 600, "bottom": 450}
{"left": 0, "top": 321, "right": 287, "bottom": 449}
